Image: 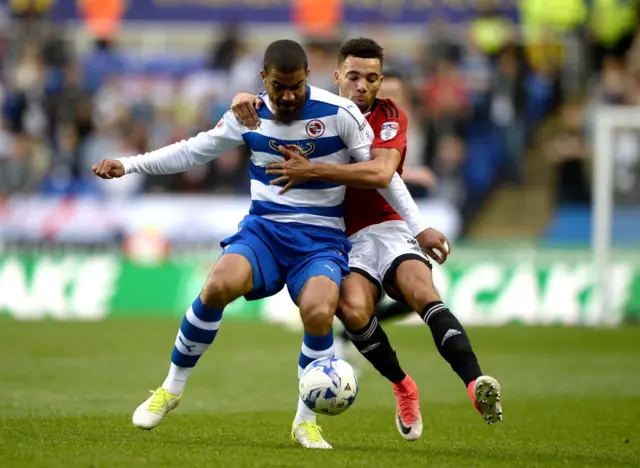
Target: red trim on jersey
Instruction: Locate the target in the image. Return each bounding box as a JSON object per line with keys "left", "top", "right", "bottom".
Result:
{"left": 345, "top": 99, "right": 408, "bottom": 237}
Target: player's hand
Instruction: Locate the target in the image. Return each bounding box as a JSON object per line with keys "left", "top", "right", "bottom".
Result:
{"left": 92, "top": 159, "right": 125, "bottom": 179}
{"left": 266, "top": 147, "right": 311, "bottom": 194}
{"left": 231, "top": 93, "right": 262, "bottom": 130}
{"left": 415, "top": 228, "right": 450, "bottom": 265}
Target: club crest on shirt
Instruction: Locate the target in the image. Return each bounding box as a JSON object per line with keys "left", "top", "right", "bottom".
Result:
{"left": 380, "top": 121, "right": 400, "bottom": 141}
{"left": 306, "top": 119, "right": 326, "bottom": 138}
{"left": 216, "top": 117, "right": 225, "bottom": 128}
{"left": 269, "top": 141, "right": 315, "bottom": 158}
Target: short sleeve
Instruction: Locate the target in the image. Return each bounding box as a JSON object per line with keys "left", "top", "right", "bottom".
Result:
{"left": 371, "top": 102, "right": 408, "bottom": 152}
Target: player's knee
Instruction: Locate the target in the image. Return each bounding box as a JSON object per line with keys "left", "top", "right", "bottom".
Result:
{"left": 297, "top": 276, "right": 339, "bottom": 335}
{"left": 200, "top": 274, "right": 244, "bottom": 309}
{"left": 200, "top": 253, "right": 253, "bottom": 308}
{"left": 337, "top": 295, "right": 371, "bottom": 331}
{"left": 301, "top": 303, "right": 335, "bottom": 335}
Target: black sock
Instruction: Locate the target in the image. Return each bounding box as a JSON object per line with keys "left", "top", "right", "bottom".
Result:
{"left": 346, "top": 316, "right": 406, "bottom": 384}
{"left": 422, "top": 301, "right": 482, "bottom": 386}
{"left": 375, "top": 300, "right": 413, "bottom": 322}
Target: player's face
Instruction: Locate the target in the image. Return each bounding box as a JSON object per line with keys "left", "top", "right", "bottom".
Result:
{"left": 335, "top": 56, "right": 383, "bottom": 113}
{"left": 261, "top": 67, "right": 309, "bottom": 123}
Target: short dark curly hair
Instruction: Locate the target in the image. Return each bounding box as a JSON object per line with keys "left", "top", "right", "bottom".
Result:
{"left": 263, "top": 39, "right": 308, "bottom": 73}
{"left": 338, "top": 37, "right": 384, "bottom": 67}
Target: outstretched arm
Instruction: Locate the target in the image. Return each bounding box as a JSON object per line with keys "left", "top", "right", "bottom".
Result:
{"left": 93, "top": 111, "right": 244, "bottom": 178}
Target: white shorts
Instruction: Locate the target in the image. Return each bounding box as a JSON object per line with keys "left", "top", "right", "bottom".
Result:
{"left": 347, "top": 220, "right": 432, "bottom": 302}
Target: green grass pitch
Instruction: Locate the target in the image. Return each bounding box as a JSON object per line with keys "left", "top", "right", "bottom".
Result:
{"left": 1, "top": 320, "right": 639, "bottom": 467}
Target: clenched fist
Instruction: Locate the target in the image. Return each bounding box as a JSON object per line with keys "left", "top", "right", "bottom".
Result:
{"left": 415, "top": 228, "right": 450, "bottom": 265}
{"left": 92, "top": 159, "right": 125, "bottom": 179}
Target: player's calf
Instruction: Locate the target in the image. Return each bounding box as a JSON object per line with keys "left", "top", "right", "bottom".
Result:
{"left": 167, "top": 254, "right": 253, "bottom": 392}
{"left": 394, "top": 260, "right": 483, "bottom": 387}
{"left": 337, "top": 274, "right": 422, "bottom": 440}
{"left": 337, "top": 272, "right": 407, "bottom": 384}
{"left": 393, "top": 260, "right": 503, "bottom": 424}
{"left": 393, "top": 260, "right": 504, "bottom": 424}
{"left": 133, "top": 254, "right": 253, "bottom": 430}
{"left": 292, "top": 275, "right": 339, "bottom": 442}
{"left": 420, "top": 300, "right": 483, "bottom": 387}
{"left": 343, "top": 316, "right": 423, "bottom": 441}
{"left": 341, "top": 315, "right": 406, "bottom": 385}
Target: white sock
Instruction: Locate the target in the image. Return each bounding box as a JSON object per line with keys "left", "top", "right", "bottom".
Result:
{"left": 293, "top": 332, "right": 335, "bottom": 426}
{"left": 294, "top": 348, "right": 319, "bottom": 426}
{"left": 294, "top": 396, "right": 318, "bottom": 426}
{"left": 162, "top": 363, "right": 193, "bottom": 396}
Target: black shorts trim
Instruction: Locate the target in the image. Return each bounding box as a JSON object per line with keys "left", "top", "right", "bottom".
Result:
{"left": 382, "top": 253, "right": 433, "bottom": 303}
{"left": 349, "top": 267, "right": 383, "bottom": 304}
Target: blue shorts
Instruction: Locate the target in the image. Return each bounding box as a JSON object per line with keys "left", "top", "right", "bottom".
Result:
{"left": 220, "top": 215, "right": 351, "bottom": 304}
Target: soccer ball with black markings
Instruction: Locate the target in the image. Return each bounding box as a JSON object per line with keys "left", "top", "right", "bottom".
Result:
{"left": 299, "top": 357, "right": 358, "bottom": 415}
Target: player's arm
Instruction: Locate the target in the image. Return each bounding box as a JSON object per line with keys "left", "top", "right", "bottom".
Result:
{"left": 272, "top": 143, "right": 397, "bottom": 189}
{"left": 378, "top": 171, "right": 450, "bottom": 262}
{"left": 336, "top": 105, "right": 449, "bottom": 261}
{"left": 303, "top": 105, "right": 408, "bottom": 188}
{"left": 271, "top": 106, "right": 402, "bottom": 188}
{"left": 328, "top": 106, "right": 424, "bottom": 237}
{"left": 92, "top": 111, "right": 244, "bottom": 178}
{"left": 294, "top": 147, "right": 399, "bottom": 188}
{"left": 231, "top": 93, "right": 263, "bottom": 130}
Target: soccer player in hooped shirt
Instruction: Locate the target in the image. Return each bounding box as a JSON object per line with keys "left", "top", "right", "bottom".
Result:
{"left": 92, "top": 39, "right": 434, "bottom": 448}
{"left": 232, "top": 38, "right": 503, "bottom": 444}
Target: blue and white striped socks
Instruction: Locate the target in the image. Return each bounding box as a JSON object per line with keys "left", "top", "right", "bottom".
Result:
{"left": 294, "top": 331, "right": 335, "bottom": 426}
{"left": 162, "top": 296, "right": 223, "bottom": 395}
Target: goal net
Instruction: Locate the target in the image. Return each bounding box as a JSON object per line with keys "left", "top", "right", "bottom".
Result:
{"left": 593, "top": 106, "right": 640, "bottom": 325}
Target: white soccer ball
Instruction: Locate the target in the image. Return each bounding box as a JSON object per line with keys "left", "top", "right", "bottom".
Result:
{"left": 299, "top": 357, "right": 358, "bottom": 415}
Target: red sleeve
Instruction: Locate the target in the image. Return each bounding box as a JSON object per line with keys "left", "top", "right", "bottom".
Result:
{"left": 371, "top": 100, "right": 408, "bottom": 152}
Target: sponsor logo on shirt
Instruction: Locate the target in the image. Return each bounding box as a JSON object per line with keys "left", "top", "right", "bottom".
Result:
{"left": 380, "top": 121, "right": 400, "bottom": 141}
{"left": 268, "top": 141, "right": 315, "bottom": 158}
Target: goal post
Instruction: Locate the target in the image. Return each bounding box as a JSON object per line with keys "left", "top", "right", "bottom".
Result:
{"left": 592, "top": 105, "right": 640, "bottom": 325}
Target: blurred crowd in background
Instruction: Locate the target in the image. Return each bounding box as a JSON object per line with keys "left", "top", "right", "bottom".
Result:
{"left": 1, "top": 0, "right": 639, "bottom": 228}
